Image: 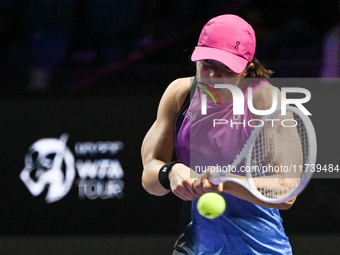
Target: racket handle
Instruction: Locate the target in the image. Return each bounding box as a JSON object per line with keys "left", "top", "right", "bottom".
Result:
{"left": 209, "top": 171, "right": 226, "bottom": 185}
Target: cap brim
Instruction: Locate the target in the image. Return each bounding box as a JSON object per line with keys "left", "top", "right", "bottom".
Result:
{"left": 191, "top": 46, "right": 248, "bottom": 74}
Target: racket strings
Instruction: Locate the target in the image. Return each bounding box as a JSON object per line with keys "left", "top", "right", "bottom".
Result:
{"left": 250, "top": 112, "right": 307, "bottom": 200}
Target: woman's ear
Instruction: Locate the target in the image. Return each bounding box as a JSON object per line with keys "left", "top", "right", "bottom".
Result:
{"left": 243, "top": 63, "right": 254, "bottom": 77}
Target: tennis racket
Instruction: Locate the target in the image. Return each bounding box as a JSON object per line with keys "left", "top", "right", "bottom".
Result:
{"left": 209, "top": 106, "right": 317, "bottom": 204}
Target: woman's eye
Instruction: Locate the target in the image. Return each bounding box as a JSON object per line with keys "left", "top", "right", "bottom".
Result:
{"left": 202, "top": 60, "right": 213, "bottom": 65}
{"left": 224, "top": 67, "right": 235, "bottom": 74}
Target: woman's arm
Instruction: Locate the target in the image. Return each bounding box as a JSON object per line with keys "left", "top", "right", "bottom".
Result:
{"left": 141, "top": 77, "right": 223, "bottom": 200}
{"left": 141, "top": 78, "right": 188, "bottom": 196}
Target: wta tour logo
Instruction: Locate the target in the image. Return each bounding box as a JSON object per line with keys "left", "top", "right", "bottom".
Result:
{"left": 20, "top": 134, "right": 124, "bottom": 203}
{"left": 20, "top": 134, "right": 75, "bottom": 203}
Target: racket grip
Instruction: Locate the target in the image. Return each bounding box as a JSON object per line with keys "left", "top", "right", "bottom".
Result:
{"left": 209, "top": 171, "right": 225, "bottom": 185}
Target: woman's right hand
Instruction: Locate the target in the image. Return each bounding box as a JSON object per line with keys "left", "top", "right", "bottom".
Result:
{"left": 169, "top": 163, "right": 223, "bottom": 201}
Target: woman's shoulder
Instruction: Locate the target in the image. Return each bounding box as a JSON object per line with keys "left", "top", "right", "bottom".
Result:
{"left": 164, "top": 77, "right": 193, "bottom": 112}
{"left": 248, "top": 78, "right": 272, "bottom": 88}
{"left": 168, "top": 77, "right": 193, "bottom": 93}
{"left": 252, "top": 79, "right": 280, "bottom": 111}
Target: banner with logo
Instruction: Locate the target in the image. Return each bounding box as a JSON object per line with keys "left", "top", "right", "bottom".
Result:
{"left": 0, "top": 94, "right": 182, "bottom": 235}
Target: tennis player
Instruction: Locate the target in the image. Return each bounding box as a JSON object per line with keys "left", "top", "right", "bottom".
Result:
{"left": 141, "top": 14, "right": 295, "bottom": 255}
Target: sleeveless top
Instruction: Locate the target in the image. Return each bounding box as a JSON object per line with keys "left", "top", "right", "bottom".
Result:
{"left": 173, "top": 78, "right": 292, "bottom": 255}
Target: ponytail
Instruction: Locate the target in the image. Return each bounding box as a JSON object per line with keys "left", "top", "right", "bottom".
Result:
{"left": 246, "top": 57, "right": 274, "bottom": 78}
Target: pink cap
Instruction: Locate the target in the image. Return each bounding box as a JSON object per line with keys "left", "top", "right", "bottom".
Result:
{"left": 191, "top": 14, "right": 256, "bottom": 73}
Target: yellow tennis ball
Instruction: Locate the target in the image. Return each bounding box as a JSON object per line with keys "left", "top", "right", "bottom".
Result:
{"left": 197, "top": 192, "right": 226, "bottom": 219}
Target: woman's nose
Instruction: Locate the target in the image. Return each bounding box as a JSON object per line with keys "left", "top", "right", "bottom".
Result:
{"left": 209, "top": 68, "right": 221, "bottom": 78}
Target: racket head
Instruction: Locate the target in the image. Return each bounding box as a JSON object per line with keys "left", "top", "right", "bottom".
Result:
{"left": 244, "top": 106, "right": 317, "bottom": 203}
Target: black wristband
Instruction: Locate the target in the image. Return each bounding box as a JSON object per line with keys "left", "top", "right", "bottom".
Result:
{"left": 158, "top": 161, "right": 183, "bottom": 190}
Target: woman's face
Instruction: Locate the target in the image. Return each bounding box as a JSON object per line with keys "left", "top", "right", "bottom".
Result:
{"left": 196, "top": 60, "right": 252, "bottom": 102}
{"left": 196, "top": 60, "right": 249, "bottom": 85}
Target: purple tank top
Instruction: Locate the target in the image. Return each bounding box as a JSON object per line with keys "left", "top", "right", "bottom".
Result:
{"left": 175, "top": 78, "right": 266, "bottom": 169}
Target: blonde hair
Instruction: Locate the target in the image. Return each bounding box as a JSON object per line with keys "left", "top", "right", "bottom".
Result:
{"left": 246, "top": 57, "right": 274, "bottom": 78}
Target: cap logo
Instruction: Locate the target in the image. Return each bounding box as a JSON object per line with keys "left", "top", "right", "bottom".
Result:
{"left": 235, "top": 41, "right": 240, "bottom": 50}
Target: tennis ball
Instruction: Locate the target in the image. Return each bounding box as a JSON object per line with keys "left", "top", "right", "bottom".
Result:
{"left": 197, "top": 192, "right": 226, "bottom": 219}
